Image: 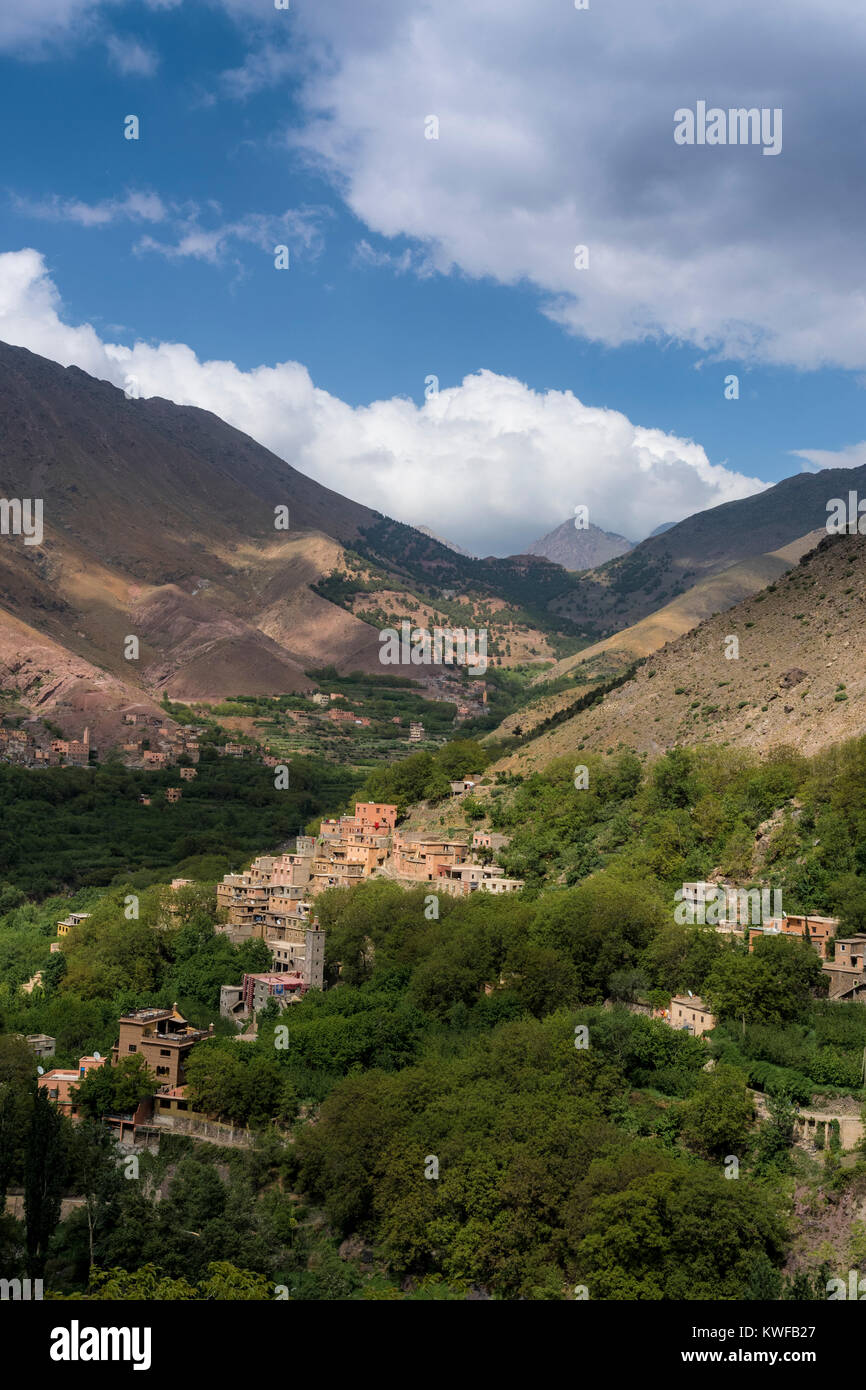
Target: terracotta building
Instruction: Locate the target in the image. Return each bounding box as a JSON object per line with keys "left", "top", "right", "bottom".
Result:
{"left": 38, "top": 1055, "right": 105, "bottom": 1116}
{"left": 355, "top": 801, "right": 398, "bottom": 831}
{"left": 755, "top": 913, "right": 838, "bottom": 960}
{"left": 111, "top": 1006, "right": 212, "bottom": 1088}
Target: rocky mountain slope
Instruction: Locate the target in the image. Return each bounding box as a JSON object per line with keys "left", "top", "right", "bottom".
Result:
{"left": 535, "top": 530, "right": 824, "bottom": 686}
{"left": 0, "top": 342, "right": 588, "bottom": 737}
{"left": 494, "top": 531, "right": 866, "bottom": 769}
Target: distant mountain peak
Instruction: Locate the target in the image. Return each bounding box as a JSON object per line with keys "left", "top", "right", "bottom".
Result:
{"left": 412, "top": 525, "right": 476, "bottom": 558}
{"left": 524, "top": 518, "right": 633, "bottom": 571}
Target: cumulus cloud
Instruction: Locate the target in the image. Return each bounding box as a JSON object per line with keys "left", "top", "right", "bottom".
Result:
{"left": 0, "top": 249, "right": 767, "bottom": 554}
{"left": 4, "top": 2, "right": 866, "bottom": 371}
{"left": 6, "top": 1, "right": 865, "bottom": 371}
{"left": 254, "top": 0, "right": 866, "bottom": 372}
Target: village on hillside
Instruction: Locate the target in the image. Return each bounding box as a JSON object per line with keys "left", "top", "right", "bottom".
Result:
{"left": 25, "top": 819, "right": 866, "bottom": 1159}
{"left": 0, "top": 673, "right": 492, "bottom": 774}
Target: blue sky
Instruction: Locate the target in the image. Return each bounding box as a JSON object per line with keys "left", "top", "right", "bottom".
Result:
{"left": 0, "top": 0, "right": 864, "bottom": 555}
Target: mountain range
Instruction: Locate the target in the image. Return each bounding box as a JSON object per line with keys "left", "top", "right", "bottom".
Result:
{"left": 548, "top": 468, "right": 866, "bottom": 638}
{"left": 0, "top": 339, "right": 862, "bottom": 762}
{"left": 0, "top": 342, "right": 585, "bottom": 741}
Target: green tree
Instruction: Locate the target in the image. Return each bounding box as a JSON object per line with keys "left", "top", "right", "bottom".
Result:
{"left": 67, "top": 1119, "right": 124, "bottom": 1272}
{"left": 0, "top": 1034, "right": 36, "bottom": 1203}
{"left": 680, "top": 1064, "right": 753, "bottom": 1160}
{"left": 73, "top": 1055, "right": 158, "bottom": 1120}
{"left": 24, "top": 1087, "right": 67, "bottom": 1276}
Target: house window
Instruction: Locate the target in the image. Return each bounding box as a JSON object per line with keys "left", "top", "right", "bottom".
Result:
{"left": 156, "top": 1066, "right": 170, "bottom": 1076}
{"left": 128, "top": 1044, "right": 137, "bottom": 1052}
{"left": 160, "top": 1048, "right": 171, "bottom": 1056}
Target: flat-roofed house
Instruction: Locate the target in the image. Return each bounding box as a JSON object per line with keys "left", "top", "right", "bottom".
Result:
{"left": 56, "top": 912, "right": 90, "bottom": 938}
{"left": 823, "top": 934, "right": 866, "bottom": 1000}
{"left": 391, "top": 834, "right": 468, "bottom": 882}
{"left": 759, "top": 913, "right": 837, "bottom": 960}
{"left": 38, "top": 1055, "right": 105, "bottom": 1116}
{"left": 666, "top": 994, "right": 716, "bottom": 1037}
{"left": 355, "top": 801, "right": 398, "bottom": 831}
{"left": 111, "top": 1005, "right": 212, "bottom": 1088}
{"left": 471, "top": 830, "right": 511, "bottom": 852}
{"left": 437, "top": 864, "right": 524, "bottom": 897}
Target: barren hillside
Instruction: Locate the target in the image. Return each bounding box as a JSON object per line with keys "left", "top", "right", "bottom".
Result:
{"left": 494, "top": 532, "right": 866, "bottom": 770}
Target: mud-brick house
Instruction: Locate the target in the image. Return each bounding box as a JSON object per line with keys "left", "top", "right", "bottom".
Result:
{"left": 111, "top": 1005, "right": 212, "bottom": 1088}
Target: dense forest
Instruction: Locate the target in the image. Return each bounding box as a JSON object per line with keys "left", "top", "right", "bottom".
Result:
{"left": 5, "top": 736, "right": 866, "bottom": 1298}
{"left": 0, "top": 754, "right": 359, "bottom": 898}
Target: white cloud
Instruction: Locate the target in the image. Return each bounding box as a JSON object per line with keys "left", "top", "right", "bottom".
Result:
{"left": 11, "top": 189, "right": 325, "bottom": 268}
{"left": 0, "top": 0, "right": 167, "bottom": 61}
{"left": 791, "top": 443, "right": 866, "bottom": 471}
{"left": 12, "top": 189, "right": 166, "bottom": 227}
{"left": 135, "top": 208, "right": 326, "bottom": 265}
{"left": 263, "top": 0, "right": 866, "bottom": 372}
{"left": 219, "top": 42, "right": 298, "bottom": 101}
{"left": 0, "top": 248, "right": 767, "bottom": 553}
{"left": 105, "top": 34, "right": 159, "bottom": 76}
{"left": 0, "top": 0, "right": 112, "bottom": 52}
{"left": 3, "top": 1, "right": 866, "bottom": 372}
{"left": 353, "top": 239, "right": 433, "bottom": 277}
{"left": 5, "top": 0, "right": 866, "bottom": 371}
